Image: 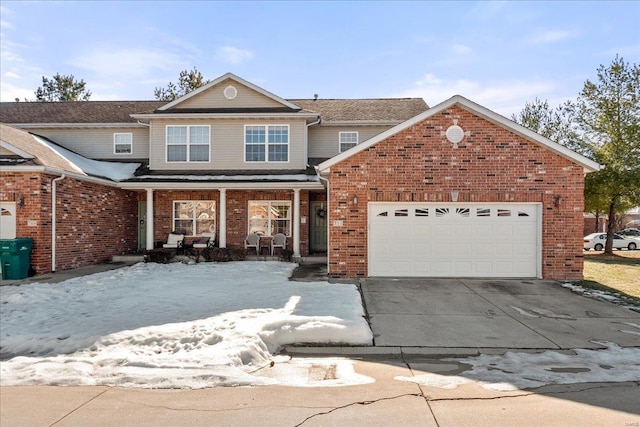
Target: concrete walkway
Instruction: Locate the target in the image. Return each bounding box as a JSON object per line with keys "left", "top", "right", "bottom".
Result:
{"left": 2, "top": 358, "right": 639, "bottom": 426}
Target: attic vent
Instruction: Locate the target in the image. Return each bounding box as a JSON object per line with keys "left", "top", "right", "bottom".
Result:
{"left": 445, "top": 125, "right": 464, "bottom": 144}
{"left": 224, "top": 85, "right": 238, "bottom": 100}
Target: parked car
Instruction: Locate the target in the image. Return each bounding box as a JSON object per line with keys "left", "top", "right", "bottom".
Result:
{"left": 583, "top": 233, "right": 638, "bottom": 251}
{"left": 618, "top": 228, "right": 640, "bottom": 237}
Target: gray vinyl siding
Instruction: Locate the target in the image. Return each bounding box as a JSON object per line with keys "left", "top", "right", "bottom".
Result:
{"left": 25, "top": 127, "right": 150, "bottom": 160}
{"left": 308, "top": 125, "right": 390, "bottom": 159}
{"left": 175, "top": 80, "right": 285, "bottom": 110}
{"left": 149, "top": 118, "right": 308, "bottom": 170}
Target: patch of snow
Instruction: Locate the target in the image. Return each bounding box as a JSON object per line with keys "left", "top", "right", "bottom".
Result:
{"left": 396, "top": 343, "right": 640, "bottom": 391}
{"left": 32, "top": 135, "right": 139, "bottom": 181}
{"left": 0, "top": 262, "right": 373, "bottom": 388}
{"left": 561, "top": 282, "right": 640, "bottom": 312}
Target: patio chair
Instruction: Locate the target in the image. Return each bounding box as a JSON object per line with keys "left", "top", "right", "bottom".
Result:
{"left": 244, "top": 233, "right": 260, "bottom": 254}
{"left": 163, "top": 233, "right": 184, "bottom": 251}
{"left": 271, "top": 233, "right": 287, "bottom": 256}
{"left": 193, "top": 232, "right": 216, "bottom": 249}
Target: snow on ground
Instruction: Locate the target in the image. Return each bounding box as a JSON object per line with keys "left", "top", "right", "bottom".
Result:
{"left": 561, "top": 282, "right": 640, "bottom": 312}
{"left": 396, "top": 341, "right": 640, "bottom": 391}
{"left": 0, "top": 262, "right": 373, "bottom": 388}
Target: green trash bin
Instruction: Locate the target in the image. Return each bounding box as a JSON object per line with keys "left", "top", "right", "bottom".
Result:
{"left": 0, "top": 238, "right": 33, "bottom": 280}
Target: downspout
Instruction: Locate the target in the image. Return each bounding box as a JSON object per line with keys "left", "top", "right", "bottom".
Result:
{"left": 51, "top": 174, "right": 66, "bottom": 272}
{"left": 305, "top": 116, "right": 321, "bottom": 167}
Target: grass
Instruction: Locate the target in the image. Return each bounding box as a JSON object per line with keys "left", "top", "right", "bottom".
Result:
{"left": 581, "top": 249, "right": 640, "bottom": 302}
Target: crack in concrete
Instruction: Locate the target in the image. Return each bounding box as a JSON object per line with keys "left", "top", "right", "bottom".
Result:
{"left": 49, "top": 387, "right": 112, "bottom": 426}
{"left": 292, "top": 393, "right": 424, "bottom": 426}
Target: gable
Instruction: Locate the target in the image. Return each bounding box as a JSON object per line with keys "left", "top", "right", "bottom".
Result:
{"left": 173, "top": 78, "right": 288, "bottom": 110}
{"left": 158, "top": 73, "right": 300, "bottom": 112}
{"left": 318, "top": 95, "right": 600, "bottom": 173}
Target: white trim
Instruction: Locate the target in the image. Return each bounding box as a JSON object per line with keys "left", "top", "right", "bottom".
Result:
{"left": 118, "top": 181, "right": 324, "bottom": 191}
{"left": 157, "top": 72, "right": 302, "bottom": 111}
{"left": 172, "top": 200, "right": 216, "bottom": 236}
{"left": 244, "top": 124, "right": 290, "bottom": 163}
{"left": 318, "top": 95, "right": 601, "bottom": 173}
{"left": 12, "top": 123, "right": 146, "bottom": 129}
{"left": 165, "top": 124, "right": 211, "bottom": 163}
{"left": 247, "top": 200, "right": 292, "bottom": 237}
{"left": 113, "top": 132, "right": 133, "bottom": 155}
{"left": 0, "top": 140, "right": 35, "bottom": 158}
{"left": 4, "top": 166, "right": 121, "bottom": 187}
{"left": 338, "top": 131, "right": 359, "bottom": 153}
{"left": 131, "top": 112, "right": 319, "bottom": 120}
{"left": 317, "top": 120, "right": 404, "bottom": 127}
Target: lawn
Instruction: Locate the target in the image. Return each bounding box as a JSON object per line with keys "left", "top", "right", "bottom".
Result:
{"left": 582, "top": 249, "right": 640, "bottom": 299}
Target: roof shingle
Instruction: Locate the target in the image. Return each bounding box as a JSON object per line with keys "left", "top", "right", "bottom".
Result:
{"left": 0, "top": 98, "right": 428, "bottom": 124}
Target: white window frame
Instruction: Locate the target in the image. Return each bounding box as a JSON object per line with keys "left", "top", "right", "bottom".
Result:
{"left": 339, "top": 131, "right": 359, "bottom": 153}
{"left": 244, "top": 124, "right": 290, "bottom": 163}
{"left": 166, "top": 125, "right": 211, "bottom": 163}
{"left": 172, "top": 200, "right": 216, "bottom": 236}
{"left": 113, "top": 133, "right": 133, "bottom": 155}
{"left": 247, "top": 200, "right": 292, "bottom": 237}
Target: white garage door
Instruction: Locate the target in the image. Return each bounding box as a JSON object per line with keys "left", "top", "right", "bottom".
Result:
{"left": 368, "top": 203, "right": 540, "bottom": 277}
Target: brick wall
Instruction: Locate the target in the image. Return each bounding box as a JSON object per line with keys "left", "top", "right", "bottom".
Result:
{"left": 327, "top": 105, "right": 585, "bottom": 280}
{"left": 150, "top": 189, "right": 311, "bottom": 255}
{"left": 1, "top": 172, "right": 138, "bottom": 274}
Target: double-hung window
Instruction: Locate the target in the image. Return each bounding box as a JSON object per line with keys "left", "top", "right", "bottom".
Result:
{"left": 245, "top": 125, "right": 289, "bottom": 162}
{"left": 166, "top": 125, "right": 210, "bottom": 162}
{"left": 248, "top": 201, "right": 291, "bottom": 236}
{"left": 339, "top": 131, "right": 358, "bottom": 152}
{"left": 173, "top": 201, "right": 216, "bottom": 235}
{"left": 114, "top": 133, "right": 132, "bottom": 154}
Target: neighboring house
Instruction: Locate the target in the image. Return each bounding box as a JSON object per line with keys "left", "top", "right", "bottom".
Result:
{"left": 1, "top": 73, "right": 599, "bottom": 280}
{"left": 584, "top": 207, "right": 640, "bottom": 235}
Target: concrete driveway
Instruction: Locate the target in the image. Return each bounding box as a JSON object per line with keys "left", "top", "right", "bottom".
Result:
{"left": 360, "top": 278, "right": 640, "bottom": 349}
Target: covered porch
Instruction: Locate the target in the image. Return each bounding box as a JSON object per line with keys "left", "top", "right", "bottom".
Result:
{"left": 120, "top": 180, "right": 326, "bottom": 259}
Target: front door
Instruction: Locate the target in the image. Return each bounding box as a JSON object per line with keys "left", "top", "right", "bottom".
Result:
{"left": 309, "top": 201, "right": 327, "bottom": 253}
{"left": 138, "top": 201, "right": 146, "bottom": 251}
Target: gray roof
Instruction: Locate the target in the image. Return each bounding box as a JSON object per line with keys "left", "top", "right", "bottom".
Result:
{"left": 0, "top": 101, "right": 164, "bottom": 124}
{"left": 291, "top": 98, "right": 429, "bottom": 122}
{"left": 0, "top": 98, "right": 428, "bottom": 125}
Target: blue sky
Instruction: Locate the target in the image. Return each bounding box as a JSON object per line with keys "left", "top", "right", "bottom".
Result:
{"left": 1, "top": 1, "right": 638, "bottom": 116}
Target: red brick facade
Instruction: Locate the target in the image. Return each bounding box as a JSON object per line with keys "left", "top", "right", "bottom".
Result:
{"left": 1, "top": 172, "right": 138, "bottom": 274}
{"left": 327, "top": 105, "right": 585, "bottom": 280}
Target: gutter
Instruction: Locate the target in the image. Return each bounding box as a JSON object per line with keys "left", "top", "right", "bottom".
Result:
{"left": 51, "top": 174, "right": 66, "bottom": 272}
{"left": 3, "top": 166, "right": 121, "bottom": 187}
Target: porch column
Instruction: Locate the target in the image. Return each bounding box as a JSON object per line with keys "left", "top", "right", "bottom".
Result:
{"left": 145, "top": 188, "right": 154, "bottom": 250}
{"left": 293, "top": 188, "right": 301, "bottom": 258}
{"left": 219, "top": 188, "right": 226, "bottom": 248}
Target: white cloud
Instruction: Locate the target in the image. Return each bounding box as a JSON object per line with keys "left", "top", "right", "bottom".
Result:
{"left": 216, "top": 46, "right": 254, "bottom": 65}
{"left": 0, "top": 80, "right": 34, "bottom": 102}
{"left": 395, "top": 73, "right": 560, "bottom": 117}
{"left": 0, "top": 19, "right": 14, "bottom": 30}
{"left": 452, "top": 44, "right": 473, "bottom": 55}
{"left": 70, "top": 47, "right": 187, "bottom": 78}
{"left": 526, "top": 29, "right": 575, "bottom": 44}
{"left": 4, "top": 71, "right": 20, "bottom": 78}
